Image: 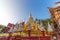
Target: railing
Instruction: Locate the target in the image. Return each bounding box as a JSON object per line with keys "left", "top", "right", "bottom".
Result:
{"left": 0, "top": 36, "right": 51, "bottom": 40}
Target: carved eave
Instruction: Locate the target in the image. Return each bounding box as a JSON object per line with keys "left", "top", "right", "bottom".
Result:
{"left": 48, "top": 7, "right": 57, "bottom": 22}
{"left": 48, "top": 7, "right": 54, "bottom": 18}
{"left": 48, "top": 7, "right": 55, "bottom": 14}
{"left": 55, "top": 1, "right": 60, "bottom": 4}
{"left": 55, "top": 6, "right": 60, "bottom": 11}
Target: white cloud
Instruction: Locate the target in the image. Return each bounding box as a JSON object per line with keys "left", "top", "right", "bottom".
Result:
{"left": 0, "top": 0, "right": 24, "bottom": 26}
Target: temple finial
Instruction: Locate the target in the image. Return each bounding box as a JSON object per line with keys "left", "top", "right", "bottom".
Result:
{"left": 29, "top": 10, "right": 32, "bottom": 17}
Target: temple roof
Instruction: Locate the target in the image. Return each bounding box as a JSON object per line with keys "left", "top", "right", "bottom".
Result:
{"left": 53, "top": 1, "right": 60, "bottom": 8}
{"left": 55, "top": 1, "right": 60, "bottom": 4}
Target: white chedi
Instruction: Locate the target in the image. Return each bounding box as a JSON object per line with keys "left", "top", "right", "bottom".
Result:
{"left": 38, "top": 22, "right": 45, "bottom": 31}
{"left": 47, "top": 22, "right": 53, "bottom": 32}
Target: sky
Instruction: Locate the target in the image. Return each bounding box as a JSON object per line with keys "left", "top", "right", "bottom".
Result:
{"left": 0, "top": 0, "right": 59, "bottom": 26}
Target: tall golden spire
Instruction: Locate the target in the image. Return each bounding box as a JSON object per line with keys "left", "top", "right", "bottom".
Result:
{"left": 28, "top": 11, "right": 34, "bottom": 22}
{"left": 29, "top": 10, "right": 32, "bottom": 18}
{"left": 25, "top": 10, "right": 34, "bottom": 24}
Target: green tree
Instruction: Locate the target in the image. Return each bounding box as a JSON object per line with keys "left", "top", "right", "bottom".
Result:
{"left": 40, "top": 18, "right": 51, "bottom": 30}
{"left": 0, "top": 25, "right": 6, "bottom": 33}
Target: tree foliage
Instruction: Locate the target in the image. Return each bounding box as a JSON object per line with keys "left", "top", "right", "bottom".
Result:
{"left": 0, "top": 25, "right": 6, "bottom": 33}
{"left": 41, "top": 18, "right": 51, "bottom": 30}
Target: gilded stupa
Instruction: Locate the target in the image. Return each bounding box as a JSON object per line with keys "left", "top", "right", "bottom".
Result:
{"left": 23, "top": 11, "right": 40, "bottom": 36}
{"left": 25, "top": 11, "right": 37, "bottom": 30}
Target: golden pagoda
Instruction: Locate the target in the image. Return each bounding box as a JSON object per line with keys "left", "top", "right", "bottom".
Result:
{"left": 23, "top": 11, "right": 41, "bottom": 37}
{"left": 25, "top": 11, "right": 36, "bottom": 30}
